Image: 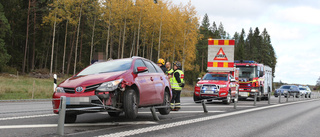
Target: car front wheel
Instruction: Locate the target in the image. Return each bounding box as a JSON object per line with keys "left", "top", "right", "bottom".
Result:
{"left": 158, "top": 91, "right": 170, "bottom": 115}
{"left": 124, "top": 89, "right": 138, "bottom": 119}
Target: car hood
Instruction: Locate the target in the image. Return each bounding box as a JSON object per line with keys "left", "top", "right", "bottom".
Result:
{"left": 59, "top": 71, "right": 126, "bottom": 88}
{"left": 198, "top": 80, "right": 228, "bottom": 85}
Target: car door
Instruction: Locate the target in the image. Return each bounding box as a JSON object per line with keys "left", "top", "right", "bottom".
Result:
{"left": 134, "top": 59, "right": 156, "bottom": 106}
{"left": 142, "top": 60, "right": 163, "bottom": 104}
{"left": 150, "top": 61, "right": 166, "bottom": 103}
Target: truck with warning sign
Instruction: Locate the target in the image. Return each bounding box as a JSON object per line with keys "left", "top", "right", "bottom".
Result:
{"left": 193, "top": 39, "right": 239, "bottom": 104}
{"left": 234, "top": 60, "right": 272, "bottom": 101}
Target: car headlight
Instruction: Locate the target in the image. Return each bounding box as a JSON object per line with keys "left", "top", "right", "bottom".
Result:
{"left": 219, "top": 85, "right": 227, "bottom": 88}
{"left": 55, "top": 87, "right": 65, "bottom": 93}
{"left": 96, "top": 79, "right": 123, "bottom": 92}
{"left": 196, "top": 84, "right": 203, "bottom": 87}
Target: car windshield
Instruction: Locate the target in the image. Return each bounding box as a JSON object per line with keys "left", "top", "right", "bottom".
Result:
{"left": 203, "top": 74, "right": 228, "bottom": 81}
{"left": 237, "top": 66, "right": 257, "bottom": 78}
{"left": 280, "top": 86, "right": 291, "bottom": 89}
{"left": 299, "top": 87, "right": 306, "bottom": 90}
{"left": 76, "top": 59, "right": 132, "bottom": 76}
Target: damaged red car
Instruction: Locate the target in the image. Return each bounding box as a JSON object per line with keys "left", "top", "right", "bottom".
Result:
{"left": 52, "top": 57, "right": 172, "bottom": 123}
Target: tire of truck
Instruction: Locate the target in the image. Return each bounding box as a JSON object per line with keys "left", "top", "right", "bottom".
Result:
{"left": 65, "top": 114, "right": 77, "bottom": 123}
{"left": 193, "top": 93, "right": 201, "bottom": 103}
{"left": 158, "top": 91, "right": 170, "bottom": 115}
{"left": 124, "top": 89, "right": 138, "bottom": 119}
{"left": 223, "top": 92, "right": 231, "bottom": 105}
{"left": 108, "top": 112, "right": 121, "bottom": 117}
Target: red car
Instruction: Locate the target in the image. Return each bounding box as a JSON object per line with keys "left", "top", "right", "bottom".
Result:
{"left": 52, "top": 57, "right": 172, "bottom": 123}
{"left": 193, "top": 72, "right": 238, "bottom": 104}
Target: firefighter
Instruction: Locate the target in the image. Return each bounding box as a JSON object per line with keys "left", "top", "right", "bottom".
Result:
{"left": 170, "top": 61, "right": 184, "bottom": 111}
{"left": 157, "top": 58, "right": 167, "bottom": 73}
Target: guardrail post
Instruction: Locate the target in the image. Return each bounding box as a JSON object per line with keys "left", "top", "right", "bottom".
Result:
{"left": 150, "top": 107, "right": 160, "bottom": 121}
{"left": 57, "top": 96, "right": 66, "bottom": 136}
{"left": 286, "top": 93, "right": 289, "bottom": 102}
{"left": 201, "top": 100, "right": 208, "bottom": 113}
{"left": 268, "top": 92, "right": 270, "bottom": 104}
{"left": 278, "top": 93, "right": 281, "bottom": 103}
{"left": 234, "top": 93, "right": 238, "bottom": 109}
{"left": 293, "top": 93, "right": 295, "bottom": 101}
{"left": 254, "top": 92, "right": 257, "bottom": 106}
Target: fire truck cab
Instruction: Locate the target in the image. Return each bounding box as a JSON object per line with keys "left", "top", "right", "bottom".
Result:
{"left": 235, "top": 60, "right": 272, "bottom": 101}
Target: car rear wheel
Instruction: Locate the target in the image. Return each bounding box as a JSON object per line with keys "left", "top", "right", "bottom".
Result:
{"left": 158, "top": 92, "right": 170, "bottom": 115}
{"left": 65, "top": 114, "right": 77, "bottom": 123}
{"left": 108, "top": 112, "right": 121, "bottom": 117}
{"left": 124, "top": 89, "right": 138, "bottom": 119}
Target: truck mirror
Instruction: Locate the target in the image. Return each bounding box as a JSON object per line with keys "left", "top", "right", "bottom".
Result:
{"left": 197, "top": 77, "right": 201, "bottom": 81}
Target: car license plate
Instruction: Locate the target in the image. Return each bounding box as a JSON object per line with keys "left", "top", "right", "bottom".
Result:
{"left": 239, "top": 92, "right": 248, "bottom": 97}
{"left": 204, "top": 91, "right": 214, "bottom": 94}
{"left": 67, "top": 97, "right": 90, "bottom": 105}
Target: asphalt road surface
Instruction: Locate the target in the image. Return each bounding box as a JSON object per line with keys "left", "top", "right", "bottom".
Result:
{"left": 1, "top": 94, "right": 320, "bottom": 137}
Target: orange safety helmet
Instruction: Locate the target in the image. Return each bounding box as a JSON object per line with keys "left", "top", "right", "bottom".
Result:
{"left": 157, "top": 58, "right": 165, "bottom": 65}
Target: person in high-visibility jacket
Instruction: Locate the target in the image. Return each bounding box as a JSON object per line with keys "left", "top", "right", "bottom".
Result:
{"left": 170, "top": 61, "right": 184, "bottom": 111}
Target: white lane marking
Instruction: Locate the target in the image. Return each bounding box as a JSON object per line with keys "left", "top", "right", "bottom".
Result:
{"left": 0, "top": 114, "right": 56, "bottom": 121}
{"left": 138, "top": 111, "right": 225, "bottom": 113}
{"left": 0, "top": 121, "right": 158, "bottom": 129}
{"left": 181, "top": 106, "right": 254, "bottom": 108}
{"left": 98, "top": 99, "right": 318, "bottom": 137}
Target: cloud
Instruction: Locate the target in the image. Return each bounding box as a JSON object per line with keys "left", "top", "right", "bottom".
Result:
{"left": 275, "top": 6, "right": 320, "bottom": 25}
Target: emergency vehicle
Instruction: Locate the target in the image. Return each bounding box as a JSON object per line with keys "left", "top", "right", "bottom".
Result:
{"left": 193, "top": 39, "right": 239, "bottom": 104}
{"left": 234, "top": 60, "right": 272, "bottom": 101}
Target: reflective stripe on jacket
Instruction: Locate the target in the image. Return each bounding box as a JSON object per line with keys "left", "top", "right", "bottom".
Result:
{"left": 171, "top": 70, "right": 184, "bottom": 90}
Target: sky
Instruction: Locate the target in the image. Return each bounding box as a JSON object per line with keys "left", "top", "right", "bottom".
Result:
{"left": 172, "top": 0, "right": 320, "bottom": 85}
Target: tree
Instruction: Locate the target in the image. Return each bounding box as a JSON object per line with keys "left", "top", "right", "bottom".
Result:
{"left": 0, "top": 2, "right": 11, "bottom": 71}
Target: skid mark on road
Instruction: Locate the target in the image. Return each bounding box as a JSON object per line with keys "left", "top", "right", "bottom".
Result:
{"left": 138, "top": 111, "right": 225, "bottom": 114}
{"left": 0, "top": 114, "right": 56, "bottom": 121}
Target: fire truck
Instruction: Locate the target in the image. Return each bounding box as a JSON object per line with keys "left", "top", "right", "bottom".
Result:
{"left": 193, "top": 39, "right": 239, "bottom": 104}
{"left": 234, "top": 60, "right": 272, "bottom": 101}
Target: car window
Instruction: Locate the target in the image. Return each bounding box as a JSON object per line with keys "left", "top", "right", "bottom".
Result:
{"left": 134, "top": 59, "right": 147, "bottom": 73}
{"left": 280, "top": 86, "right": 291, "bottom": 89}
{"left": 77, "top": 59, "right": 132, "bottom": 76}
{"left": 151, "top": 61, "right": 164, "bottom": 73}
{"left": 143, "top": 60, "right": 157, "bottom": 73}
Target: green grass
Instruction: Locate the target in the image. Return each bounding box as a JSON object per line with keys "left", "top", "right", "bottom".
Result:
{"left": 0, "top": 74, "right": 195, "bottom": 100}
{"left": 0, "top": 75, "right": 63, "bottom": 100}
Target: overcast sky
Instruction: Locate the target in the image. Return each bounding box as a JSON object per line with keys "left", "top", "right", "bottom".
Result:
{"left": 172, "top": 0, "right": 320, "bottom": 85}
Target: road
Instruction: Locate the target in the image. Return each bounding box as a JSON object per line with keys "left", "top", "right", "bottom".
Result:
{"left": 0, "top": 95, "right": 320, "bottom": 137}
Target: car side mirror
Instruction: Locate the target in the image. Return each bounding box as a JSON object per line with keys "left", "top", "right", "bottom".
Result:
{"left": 197, "top": 77, "right": 201, "bottom": 81}
{"left": 230, "top": 78, "right": 236, "bottom": 82}
{"left": 136, "top": 66, "right": 148, "bottom": 73}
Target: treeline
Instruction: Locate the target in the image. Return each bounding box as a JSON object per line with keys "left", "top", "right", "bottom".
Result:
{"left": 0, "top": 0, "right": 276, "bottom": 84}
{"left": 0, "top": 0, "right": 198, "bottom": 76}
{"left": 195, "top": 14, "right": 277, "bottom": 77}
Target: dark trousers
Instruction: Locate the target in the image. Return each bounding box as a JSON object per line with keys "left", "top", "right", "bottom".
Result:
{"left": 171, "top": 89, "right": 181, "bottom": 109}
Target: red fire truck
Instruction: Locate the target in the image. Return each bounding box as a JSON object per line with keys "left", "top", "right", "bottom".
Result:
{"left": 234, "top": 60, "right": 272, "bottom": 101}
{"left": 193, "top": 39, "right": 239, "bottom": 104}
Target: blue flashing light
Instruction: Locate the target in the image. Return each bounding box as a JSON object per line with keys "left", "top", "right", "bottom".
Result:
{"left": 234, "top": 60, "right": 256, "bottom": 63}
